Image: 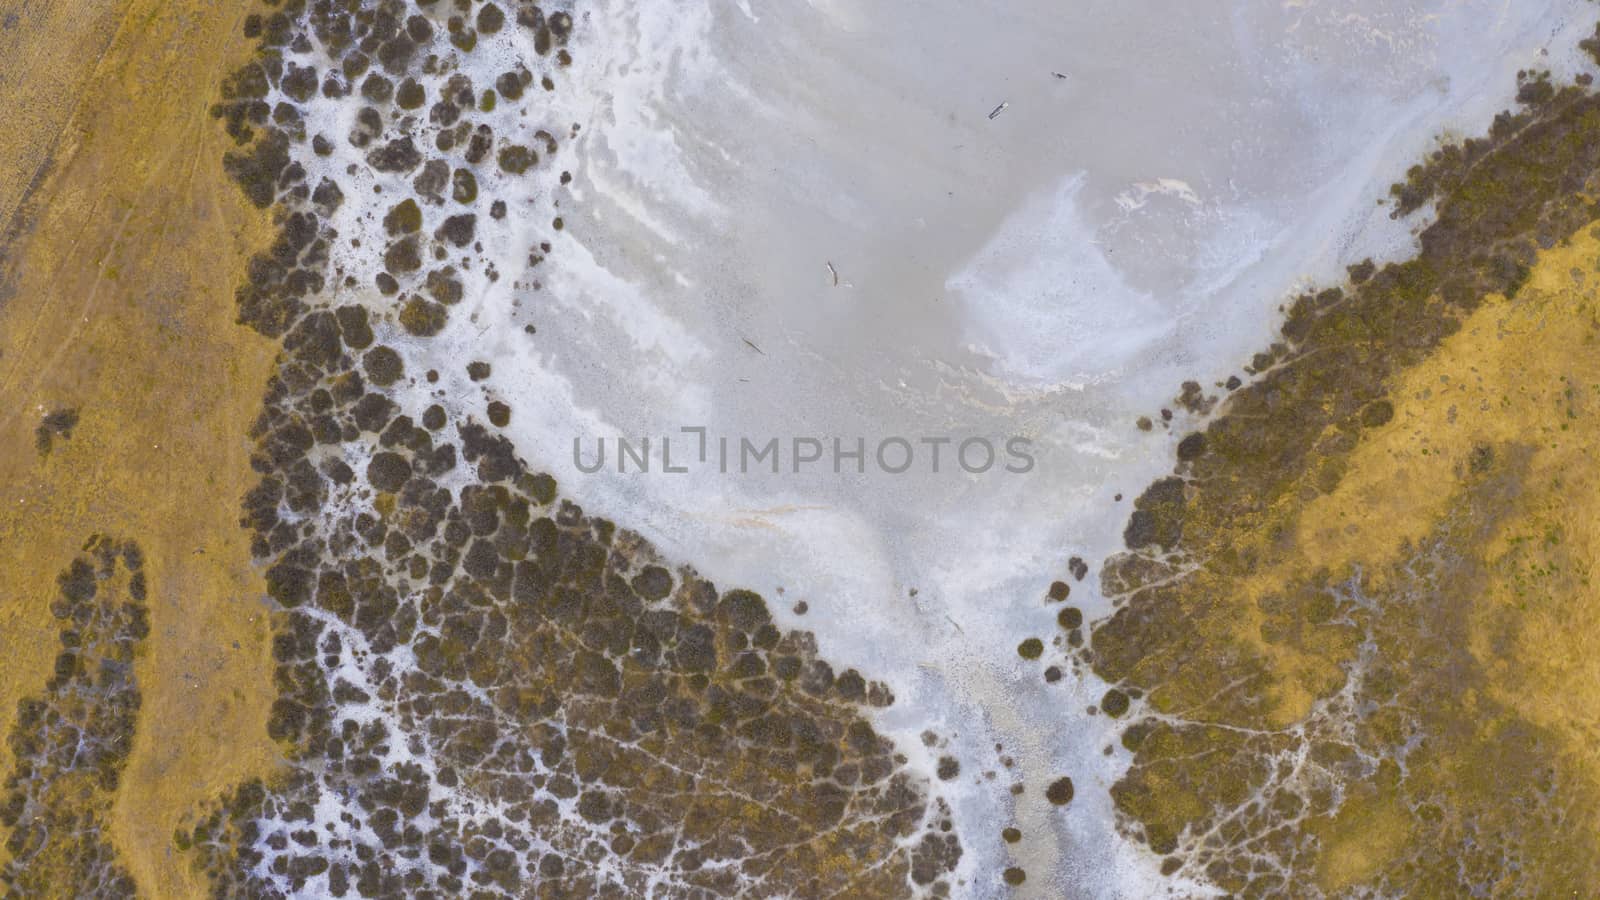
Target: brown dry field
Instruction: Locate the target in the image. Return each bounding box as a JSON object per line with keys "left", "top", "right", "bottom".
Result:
{"left": 0, "top": 2, "right": 279, "bottom": 896}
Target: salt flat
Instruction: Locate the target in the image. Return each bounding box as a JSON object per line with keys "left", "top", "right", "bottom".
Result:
{"left": 421, "top": 0, "right": 1598, "bottom": 893}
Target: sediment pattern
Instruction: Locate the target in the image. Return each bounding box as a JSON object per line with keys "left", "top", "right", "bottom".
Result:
{"left": 0, "top": 536, "right": 148, "bottom": 898}
{"left": 10, "top": 1, "right": 1600, "bottom": 896}
{"left": 180, "top": 1, "right": 960, "bottom": 896}
{"left": 1087, "top": 56, "right": 1600, "bottom": 895}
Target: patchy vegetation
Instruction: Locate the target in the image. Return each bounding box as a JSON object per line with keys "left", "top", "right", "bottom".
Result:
{"left": 1089, "top": 63, "right": 1600, "bottom": 894}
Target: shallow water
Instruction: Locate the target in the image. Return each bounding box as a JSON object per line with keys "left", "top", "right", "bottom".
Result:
{"left": 426, "top": 0, "right": 1597, "bottom": 894}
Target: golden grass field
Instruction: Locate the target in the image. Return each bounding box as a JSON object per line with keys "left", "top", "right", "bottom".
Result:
{"left": 0, "top": 2, "right": 279, "bottom": 895}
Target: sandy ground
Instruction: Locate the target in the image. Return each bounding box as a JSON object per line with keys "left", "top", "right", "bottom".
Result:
{"left": 0, "top": 2, "right": 278, "bottom": 896}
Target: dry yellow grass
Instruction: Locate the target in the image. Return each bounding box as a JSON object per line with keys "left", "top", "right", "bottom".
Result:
{"left": 1286, "top": 226, "right": 1600, "bottom": 749}
{"left": 0, "top": 0, "right": 123, "bottom": 243}
{"left": 0, "top": 2, "right": 280, "bottom": 896}
{"left": 1237, "top": 227, "right": 1600, "bottom": 890}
